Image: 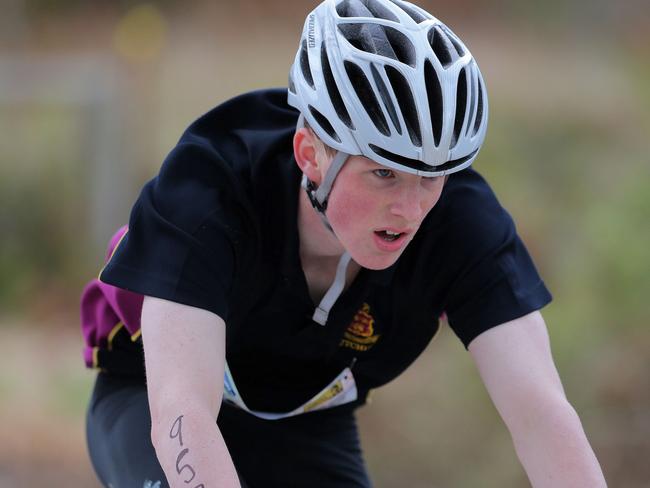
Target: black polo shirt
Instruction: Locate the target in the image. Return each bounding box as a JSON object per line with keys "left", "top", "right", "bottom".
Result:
{"left": 100, "top": 88, "right": 552, "bottom": 412}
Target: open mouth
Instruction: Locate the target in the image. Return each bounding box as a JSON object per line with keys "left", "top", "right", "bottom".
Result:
{"left": 374, "top": 230, "right": 404, "bottom": 242}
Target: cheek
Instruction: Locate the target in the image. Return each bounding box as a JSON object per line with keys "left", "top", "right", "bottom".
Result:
{"left": 327, "top": 185, "right": 377, "bottom": 236}
{"left": 428, "top": 190, "right": 443, "bottom": 211}
{"left": 423, "top": 183, "right": 445, "bottom": 212}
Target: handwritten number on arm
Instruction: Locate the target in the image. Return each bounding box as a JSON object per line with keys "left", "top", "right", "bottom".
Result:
{"left": 169, "top": 414, "right": 204, "bottom": 486}
{"left": 170, "top": 415, "right": 184, "bottom": 447}
{"left": 175, "top": 448, "right": 196, "bottom": 483}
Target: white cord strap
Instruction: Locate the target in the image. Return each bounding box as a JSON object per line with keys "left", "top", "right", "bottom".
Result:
{"left": 312, "top": 251, "right": 352, "bottom": 326}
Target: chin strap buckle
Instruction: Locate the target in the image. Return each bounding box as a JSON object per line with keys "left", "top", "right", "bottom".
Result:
{"left": 302, "top": 175, "right": 328, "bottom": 213}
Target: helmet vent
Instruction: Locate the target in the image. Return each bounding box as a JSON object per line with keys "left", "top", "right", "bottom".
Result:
{"left": 424, "top": 59, "right": 443, "bottom": 146}
{"left": 440, "top": 25, "right": 465, "bottom": 57}
{"left": 288, "top": 72, "right": 296, "bottom": 94}
{"left": 300, "top": 40, "right": 315, "bottom": 88}
{"left": 464, "top": 68, "right": 476, "bottom": 137}
{"left": 472, "top": 77, "right": 484, "bottom": 137}
{"left": 428, "top": 26, "right": 455, "bottom": 68}
{"left": 387, "top": 0, "right": 430, "bottom": 23}
{"left": 344, "top": 61, "right": 390, "bottom": 136}
{"left": 452, "top": 67, "right": 467, "bottom": 148}
{"left": 370, "top": 145, "right": 477, "bottom": 173}
{"left": 383, "top": 26, "right": 416, "bottom": 67}
{"left": 338, "top": 24, "right": 416, "bottom": 67}
{"left": 370, "top": 144, "right": 432, "bottom": 172}
{"left": 371, "top": 63, "right": 401, "bottom": 135}
{"left": 385, "top": 65, "right": 421, "bottom": 146}
{"left": 336, "top": 0, "right": 399, "bottom": 22}
{"left": 309, "top": 105, "right": 341, "bottom": 143}
{"left": 321, "top": 45, "right": 354, "bottom": 129}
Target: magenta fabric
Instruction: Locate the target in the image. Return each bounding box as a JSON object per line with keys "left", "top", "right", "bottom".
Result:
{"left": 80, "top": 226, "right": 144, "bottom": 368}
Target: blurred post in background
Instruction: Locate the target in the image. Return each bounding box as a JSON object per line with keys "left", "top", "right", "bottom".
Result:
{"left": 0, "top": 0, "right": 648, "bottom": 486}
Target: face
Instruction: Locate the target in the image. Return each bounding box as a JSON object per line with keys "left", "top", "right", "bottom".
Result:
{"left": 324, "top": 155, "right": 445, "bottom": 270}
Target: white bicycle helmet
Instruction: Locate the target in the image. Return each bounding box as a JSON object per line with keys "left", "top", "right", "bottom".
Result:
{"left": 288, "top": 0, "right": 489, "bottom": 326}
{"left": 288, "top": 0, "right": 488, "bottom": 214}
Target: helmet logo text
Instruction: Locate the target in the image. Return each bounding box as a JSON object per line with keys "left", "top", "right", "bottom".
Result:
{"left": 308, "top": 14, "right": 316, "bottom": 48}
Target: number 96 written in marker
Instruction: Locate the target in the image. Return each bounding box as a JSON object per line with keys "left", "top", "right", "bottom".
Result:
{"left": 169, "top": 415, "right": 205, "bottom": 488}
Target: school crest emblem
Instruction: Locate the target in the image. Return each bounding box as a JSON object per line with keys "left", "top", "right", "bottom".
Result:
{"left": 339, "top": 303, "right": 381, "bottom": 352}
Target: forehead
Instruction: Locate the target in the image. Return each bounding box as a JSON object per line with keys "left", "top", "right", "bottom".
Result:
{"left": 344, "top": 154, "right": 382, "bottom": 170}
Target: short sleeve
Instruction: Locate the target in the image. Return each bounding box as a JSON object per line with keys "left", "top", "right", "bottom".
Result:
{"left": 438, "top": 171, "right": 552, "bottom": 348}
{"left": 99, "top": 140, "right": 248, "bottom": 320}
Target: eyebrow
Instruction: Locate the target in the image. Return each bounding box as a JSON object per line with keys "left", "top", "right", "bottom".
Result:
{"left": 358, "top": 158, "right": 383, "bottom": 169}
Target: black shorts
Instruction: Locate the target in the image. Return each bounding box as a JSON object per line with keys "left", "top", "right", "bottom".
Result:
{"left": 86, "top": 372, "right": 373, "bottom": 488}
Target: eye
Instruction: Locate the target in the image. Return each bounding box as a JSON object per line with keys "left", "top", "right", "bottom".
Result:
{"left": 373, "top": 168, "right": 394, "bottom": 179}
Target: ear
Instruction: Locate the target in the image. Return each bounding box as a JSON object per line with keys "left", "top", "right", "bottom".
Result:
{"left": 293, "top": 128, "right": 323, "bottom": 185}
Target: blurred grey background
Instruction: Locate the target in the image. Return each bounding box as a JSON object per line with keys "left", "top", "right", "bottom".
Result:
{"left": 1, "top": 1, "right": 648, "bottom": 486}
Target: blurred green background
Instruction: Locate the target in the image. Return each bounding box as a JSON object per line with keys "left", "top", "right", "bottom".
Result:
{"left": 1, "top": 0, "right": 648, "bottom": 486}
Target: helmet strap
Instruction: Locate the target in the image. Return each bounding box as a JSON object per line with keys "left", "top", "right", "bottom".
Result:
{"left": 296, "top": 118, "right": 355, "bottom": 325}
{"left": 300, "top": 151, "right": 353, "bottom": 325}
{"left": 312, "top": 250, "right": 352, "bottom": 325}
{"left": 301, "top": 150, "right": 349, "bottom": 234}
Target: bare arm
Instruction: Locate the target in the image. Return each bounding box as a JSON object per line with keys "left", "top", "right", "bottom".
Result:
{"left": 469, "top": 311, "right": 607, "bottom": 488}
{"left": 141, "top": 295, "right": 240, "bottom": 488}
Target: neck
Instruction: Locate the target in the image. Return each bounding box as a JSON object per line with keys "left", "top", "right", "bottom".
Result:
{"left": 296, "top": 188, "right": 361, "bottom": 304}
{"left": 297, "top": 189, "right": 345, "bottom": 262}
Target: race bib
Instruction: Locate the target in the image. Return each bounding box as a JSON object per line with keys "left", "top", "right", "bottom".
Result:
{"left": 222, "top": 362, "right": 358, "bottom": 420}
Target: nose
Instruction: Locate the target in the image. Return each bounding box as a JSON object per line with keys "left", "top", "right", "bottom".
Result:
{"left": 389, "top": 181, "right": 429, "bottom": 222}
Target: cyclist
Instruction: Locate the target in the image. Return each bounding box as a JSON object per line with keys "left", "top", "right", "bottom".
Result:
{"left": 82, "top": 0, "right": 607, "bottom": 486}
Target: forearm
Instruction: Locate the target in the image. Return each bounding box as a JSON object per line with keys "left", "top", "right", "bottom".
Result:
{"left": 152, "top": 405, "right": 240, "bottom": 488}
{"left": 510, "top": 398, "right": 606, "bottom": 488}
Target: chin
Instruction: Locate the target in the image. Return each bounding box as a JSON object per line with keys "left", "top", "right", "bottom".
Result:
{"left": 353, "top": 251, "right": 402, "bottom": 270}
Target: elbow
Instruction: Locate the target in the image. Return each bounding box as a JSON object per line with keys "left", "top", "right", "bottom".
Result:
{"left": 148, "top": 390, "right": 168, "bottom": 448}
{"left": 149, "top": 402, "right": 171, "bottom": 452}
{"left": 507, "top": 396, "right": 607, "bottom": 486}
{"left": 508, "top": 392, "right": 580, "bottom": 439}
{"left": 507, "top": 392, "right": 589, "bottom": 463}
